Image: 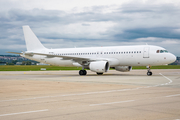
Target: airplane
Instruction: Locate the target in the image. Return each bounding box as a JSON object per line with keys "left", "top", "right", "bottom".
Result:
{"left": 8, "top": 26, "right": 176, "bottom": 76}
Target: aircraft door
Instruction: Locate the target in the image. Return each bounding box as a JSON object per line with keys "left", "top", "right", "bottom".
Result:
{"left": 143, "top": 47, "right": 149, "bottom": 58}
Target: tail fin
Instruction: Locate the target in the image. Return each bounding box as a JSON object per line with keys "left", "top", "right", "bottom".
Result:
{"left": 23, "top": 26, "right": 47, "bottom": 51}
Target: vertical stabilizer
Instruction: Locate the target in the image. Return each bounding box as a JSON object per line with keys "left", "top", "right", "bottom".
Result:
{"left": 23, "top": 26, "right": 47, "bottom": 51}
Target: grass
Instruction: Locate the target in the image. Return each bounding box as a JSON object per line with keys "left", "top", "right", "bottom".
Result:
{"left": 0, "top": 65, "right": 179, "bottom": 71}
{"left": 0, "top": 65, "right": 81, "bottom": 71}
{"left": 132, "top": 65, "right": 180, "bottom": 69}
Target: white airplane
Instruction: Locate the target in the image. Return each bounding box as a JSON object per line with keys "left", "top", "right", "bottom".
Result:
{"left": 8, "top": 26, "right": 176, "bottom": 76}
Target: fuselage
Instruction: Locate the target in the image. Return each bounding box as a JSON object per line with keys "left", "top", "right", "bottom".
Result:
{"left": 24, "top": 45, "right": 176, "bottom": 67}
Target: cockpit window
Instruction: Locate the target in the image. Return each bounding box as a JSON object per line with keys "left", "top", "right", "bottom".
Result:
{"left": 160, "top": 50, "right": 164, "bottom": 53}
{"left": 156, "top": 50, "right": 168, "bottom": 53}
{"left": 156, "top": 50, "right": 160, "bottom": 53}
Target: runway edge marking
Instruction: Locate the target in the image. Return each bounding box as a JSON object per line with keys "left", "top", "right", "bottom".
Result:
{"left": 89, "top": 100, "right": 135, "bottom": 106}
{"left": 0, "top": 109, "right": 49, "bottom": 117}
{"left": 165, "top": 94, "right": 180, "bottom": 98}
{"left": 159, "top": 73, "right": 173, "bottom": 84}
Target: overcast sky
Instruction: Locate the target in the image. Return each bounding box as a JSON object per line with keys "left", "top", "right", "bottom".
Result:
{"left": 0, "top": 0, "right": 180, "bottom": 56}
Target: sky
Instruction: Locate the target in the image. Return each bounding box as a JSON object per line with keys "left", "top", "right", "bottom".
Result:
{"left": 0, "top": 0, "right": 180, "bottom": 56}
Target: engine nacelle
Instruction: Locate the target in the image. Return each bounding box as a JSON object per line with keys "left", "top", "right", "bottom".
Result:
{"left": 89, "top": 61, "right": 109, "bottom": 73}
{"left": 115, "top": 66, "right": 132, "bottom": 72}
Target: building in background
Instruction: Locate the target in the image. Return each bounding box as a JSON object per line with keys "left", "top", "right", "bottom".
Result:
{"left": 0, "top": 62, "right": 6, "bottom": 65}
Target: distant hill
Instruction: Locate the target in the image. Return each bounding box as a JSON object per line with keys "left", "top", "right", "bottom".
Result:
{"left": 0, "top": 55, "right": 38, "bottom": 64}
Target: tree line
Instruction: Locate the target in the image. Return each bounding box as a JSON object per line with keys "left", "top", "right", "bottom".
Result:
{"left": 4, "top": 60, "right": 33, "bottom": 65}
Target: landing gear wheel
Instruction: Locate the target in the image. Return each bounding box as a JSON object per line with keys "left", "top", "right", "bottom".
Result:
{"left": 83, "top": 70, "right": 87, "bottom": 75}
{"left": 147, "top": 71, "right": 152, "bottom": 76}
{"left": 146, "top": 65, "right": 152, "bottom": 76}
{"left": 79, "top": 70, "right": 87, "bottom": 75}
{"left": 96, "top": 72, "right": 103, "bottom": 75}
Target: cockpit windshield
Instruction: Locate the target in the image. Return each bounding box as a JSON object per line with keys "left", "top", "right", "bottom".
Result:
{"left": 156, "top": 50, "right": 168, "bottom": 53}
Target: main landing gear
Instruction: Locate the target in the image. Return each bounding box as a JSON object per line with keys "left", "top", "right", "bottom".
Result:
{"left": 146, "top": 65, "right": 152, "bottom": 76}
{"left": 79, "top": 70, "right": 87, "bottom": 75}
{"left": 96, "top": 72, "right": 103, "bottom": 75}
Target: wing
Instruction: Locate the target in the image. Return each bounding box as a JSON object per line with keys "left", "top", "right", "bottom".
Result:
{"left": 31, "top": 52, "right": 119, "bottom": 66}
{"left": 29, "top": 52, "right": 92, "bottom": 61}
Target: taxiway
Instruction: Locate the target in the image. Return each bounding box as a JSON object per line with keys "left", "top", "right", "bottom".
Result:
{"left": 0, "top": 69, "right": 180, "bottom": 120}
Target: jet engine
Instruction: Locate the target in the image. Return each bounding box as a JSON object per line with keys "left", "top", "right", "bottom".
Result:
{"left": 89, "top": 61, "right": 109, "bottom": 73}
{"left": 115, "top": 66, "right": 132, "bottom": 72}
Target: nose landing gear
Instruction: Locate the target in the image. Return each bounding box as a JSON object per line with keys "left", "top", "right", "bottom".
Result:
{"left": 146, "top": 65, "right": 152, "bottom": 76}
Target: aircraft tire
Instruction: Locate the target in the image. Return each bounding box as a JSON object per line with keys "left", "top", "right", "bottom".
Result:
{"left": 83, "top": 70, "right": 87, "bottom": 75}
{"left": 147, "top": 71, "right": 152, "bottom": 76}
{"left": 97, "top": 72, "right": 103, "bottom": 75}
{"left": 79, "top": 70, "right": 87, "bottom": 75}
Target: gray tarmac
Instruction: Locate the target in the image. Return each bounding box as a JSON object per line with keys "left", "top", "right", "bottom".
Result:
{"left": 0, "top": 69, "right": 180, "bottom": 120}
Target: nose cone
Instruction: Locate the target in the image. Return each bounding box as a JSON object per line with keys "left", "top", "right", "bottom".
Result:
{"left": 170, "top": 54, "right": 176, "bottom": 63}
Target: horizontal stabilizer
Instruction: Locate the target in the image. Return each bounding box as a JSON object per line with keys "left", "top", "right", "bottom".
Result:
{"left": 6, "top": 52, "right": 22, "bottom": 55}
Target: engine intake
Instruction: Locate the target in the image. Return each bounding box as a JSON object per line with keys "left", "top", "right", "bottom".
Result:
{"left": 89, "top": 61, "right": 109, "bottom": 73}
